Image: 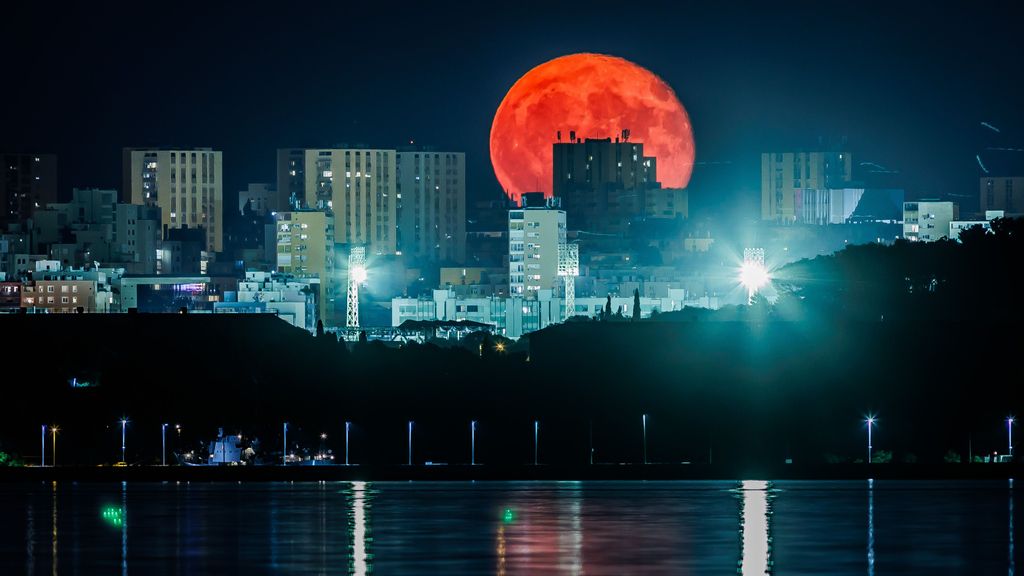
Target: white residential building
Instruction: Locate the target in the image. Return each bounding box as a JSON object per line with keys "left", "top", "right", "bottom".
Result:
{"left": 392, "top": 288, "right": 719, "bottom": 340}
{"left": 219, "top": 271, "right": 319, "bottom": 332}
{"left": 509, "top": 194, "right": 565, "bottom": 299}
{"left": 903, "top": 200, "right": 958, "bottom": 242}
{"left": 949, "top": 210, "right": 1004, "bottom": 242}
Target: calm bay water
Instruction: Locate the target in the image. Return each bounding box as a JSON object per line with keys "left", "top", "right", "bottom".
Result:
{"left": 0, "top": 480, "right": 1016, "bottom": 574}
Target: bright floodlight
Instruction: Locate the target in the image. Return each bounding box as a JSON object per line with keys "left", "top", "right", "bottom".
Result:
{"left": 351, "top": 265, "right": 367, "bottom": 284}
{"left": 739, "top": 261, "right": 770, "bottom": 292}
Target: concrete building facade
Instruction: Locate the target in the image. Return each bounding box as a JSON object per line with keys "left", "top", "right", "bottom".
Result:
{"left": 275, "top": 209, "right": 335, "bottom": 324}
{"left": 276, "top": 148, "right": 397, "bottom": 255}
{"left": 761, "top": 152, "right": 852, "bottom": 223}
{"left": 552, "top": 137, "right": 661, "bottom": 233}
{"left": 123, "top": 148, "right": 224, "bottom": 252}
{"left": 980, "top": 176, "right": 1024, "bottom": 214}
{"left": 508, "top": 194, "right": 566, "bottom": 299}
{"left": 114, "top": 204, "right": 162, "bottom": 274}
{"left": 903, "top": 200, "right": 958, "bottom": 242}
{"left": 217, "top": 271, "right": 319, "bottom": 332}
{"left": 1, "top": 153, "right": 57, "bottom": 227}
{"left": 21, "top": 279, "right": 99, "bottom": 313}
{"left": 396, "top": 150, "right": 465, "bottom": 263}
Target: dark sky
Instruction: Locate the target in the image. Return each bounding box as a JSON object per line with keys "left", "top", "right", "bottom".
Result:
{"left": 2, "top": 1, "right": 1021, "bottom": 216}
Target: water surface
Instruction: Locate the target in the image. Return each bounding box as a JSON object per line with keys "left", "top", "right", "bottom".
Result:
{"left": 0, "top": 480, "right": 1016, "bottom": 574}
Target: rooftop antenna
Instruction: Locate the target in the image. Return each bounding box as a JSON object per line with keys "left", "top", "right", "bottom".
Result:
{"left": 557, "top": 130, "right": 562, "bottom": 142}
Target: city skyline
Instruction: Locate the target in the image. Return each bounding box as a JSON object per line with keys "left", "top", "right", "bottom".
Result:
{"left": 3, "top": 2, "right": 1022, "bottom": 218}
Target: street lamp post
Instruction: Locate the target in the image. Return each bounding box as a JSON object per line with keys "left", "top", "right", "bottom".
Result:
{"left": 533, "top": 420, "right": 539, "bottom": 466}
{"left": 52, "top": 426, "right": 58, "bottom": 467}
{"left": 345, "top": 421, "right": 351, "bottom": 466}
{"left": 471, "top": 420, "right": 477, "bottom": 466}
{"left": 1008, "top": 417, "right": 1015, "bottom": 458}
{"left": 282, "top": 423, "right": 288, "bottom": 466}
{"left": 642, "top": 414, "right": 648, "bottom": 465}
{"left": 162, "top": 423, "right": 168, "bottom": 466}
{"left": 41, "top": 425, "right": 46, "bottom": 467}
{"left": 120, "top": 418, "right": 128, "bottom": 464}
{"left": 865, "top": 416, "right": 876, "bottom": 464}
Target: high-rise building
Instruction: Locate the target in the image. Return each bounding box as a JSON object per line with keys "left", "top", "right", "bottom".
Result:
{"left": 552, "top": 137, "right": 658, "bottom": 233}
{"left": 980, "top": 176, "right": 1023, "bottom": 214}
{"left": 509, "top": 193, "right": 566, "bottom": 299}
{"left": 275, "top": 209, "right": 336, "bottom": 325}
{"left": 396, "top": 149, "right": 465, "bottom": 263}
{"left": 761, "top": 152, "right": 852, "bottom": 223}
{"left": 123, "top": 148, "right": 224, "bottom": 252}
{"left": 1, "top": 153, "right": 57, "bottom": 227}
{"left": 276, "top": 148, "right": 397, "bottom": 255}
{"left": 276, "top": 149, "right": 307, "bottom": 210}
{"left": 114, "top": 204, "right": 162, "bottom": 274}
{"left": 903, "top": 200, "right": 958, "bottom": 242}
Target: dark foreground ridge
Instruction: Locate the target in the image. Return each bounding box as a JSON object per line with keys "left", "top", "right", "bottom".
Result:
{"left": 4, "top": 463, "right": 1022, "bottom": 483}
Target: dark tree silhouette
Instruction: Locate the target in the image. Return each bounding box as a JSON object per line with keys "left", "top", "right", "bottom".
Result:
{"left": 316, "top": 319, "right": 325, "bottom": 338}
{"left": 604, "top": 295, "right": 612, "bottom": 320}
{"left": 632, "top": 288, "right": 641, "bottom": 321}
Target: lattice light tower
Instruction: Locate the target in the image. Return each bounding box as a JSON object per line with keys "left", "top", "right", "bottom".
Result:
{"left": 346, "top": 246, "right": 366, "bottom": 329}
{"left": 741, "top": 247, "right": 767, "bottom": 304}
{"left": 557, "top": 243, "right": 579, "bottom": 321}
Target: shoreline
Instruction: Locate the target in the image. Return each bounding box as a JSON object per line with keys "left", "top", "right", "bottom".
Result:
{"left": 2, "top": 463, "right": 1020, "bottom": 482}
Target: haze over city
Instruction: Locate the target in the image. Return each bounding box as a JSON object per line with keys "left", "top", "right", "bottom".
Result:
{"left": 1, "top": 2, "right": 1022, "bottom": 574}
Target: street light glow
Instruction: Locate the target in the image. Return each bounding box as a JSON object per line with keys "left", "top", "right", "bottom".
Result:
{"left": 739, "top": 261, "right": 770, "bottom": 293}
{"left": 351, "top": 265, "right": 367, "bottom": 284}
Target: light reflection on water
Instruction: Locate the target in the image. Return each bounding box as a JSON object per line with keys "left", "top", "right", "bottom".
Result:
{"left": 0, "top": 480, "right": 1017, "bottom": 574}
{"left": 739, "top": 480, "right": 772, "bottom": 575}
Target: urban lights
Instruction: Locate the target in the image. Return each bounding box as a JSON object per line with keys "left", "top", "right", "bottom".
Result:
{"left": 739, "top": 248, "right": 769, "bottom": 304}
{"left": 347, "top": 247, "right": 367, "bottom": 329}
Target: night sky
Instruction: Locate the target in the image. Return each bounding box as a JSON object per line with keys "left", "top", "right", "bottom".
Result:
{"left": 2, "top": 1, "right": 1020, "bottom": 216}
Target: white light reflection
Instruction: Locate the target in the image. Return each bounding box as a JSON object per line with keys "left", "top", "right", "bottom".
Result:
{"left": 350, "top": 481, "right": 368, "bottom": 576}
{"left": 52, "top": 481, "right": 58, "bottom": 576}
{"left": 867, "top": 478, "right": 874, "bottom": 576}
{"left": 563, "top": 484, "right": 583, "bottom": 573}
{"left": 121, "top": 481, "right": 128, "bottom": 576}
{"left": 26, "top": 503, "right": 35, "bottom": 574}
{"left": 740, "top": 480, "right": 772, "bottom": 575}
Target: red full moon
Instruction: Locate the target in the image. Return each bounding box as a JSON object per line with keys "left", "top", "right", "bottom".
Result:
{"left": 490, "top": 53, "right": 695, "bottom": 202}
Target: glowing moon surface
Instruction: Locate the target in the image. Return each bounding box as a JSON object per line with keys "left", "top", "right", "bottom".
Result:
{"left": 490, "top": 53, "right": 695, "bottom": 201}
